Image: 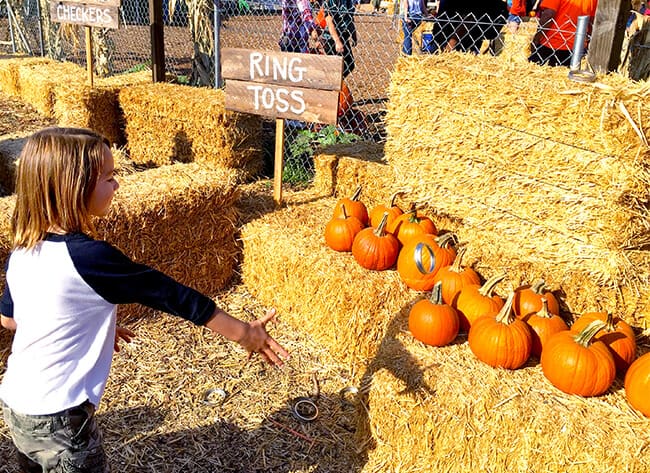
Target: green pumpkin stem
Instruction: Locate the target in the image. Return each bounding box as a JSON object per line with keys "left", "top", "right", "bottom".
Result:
{"left": 351, "top": 186, "right": 362, "bottom": 201}
{"left": 495, "top": 292, "right": 516, "bottom": 325}
{"left": 574, "top": 320, "right": 607, "bottom": 347}
{"left": 478, "top": 272, "right": 507, "bottom": 297}
{"left": 430, "top": 281, "right": 444, "bottom": 305}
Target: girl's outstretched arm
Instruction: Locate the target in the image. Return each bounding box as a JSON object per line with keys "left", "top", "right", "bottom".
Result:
{"left": 204, "top": 307, "right": 289, "bottom": 366}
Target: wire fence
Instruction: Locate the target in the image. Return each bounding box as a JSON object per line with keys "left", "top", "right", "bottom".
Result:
{"left": 0, "top": 0, "right": 646, "bottom": 184}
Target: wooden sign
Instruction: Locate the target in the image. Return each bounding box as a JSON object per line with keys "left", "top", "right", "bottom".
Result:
{"left": 222, "top": 48, "right": 343, "bottom": 125}
{"left": 50, "top": 0, "right": 120, "bottom": 29}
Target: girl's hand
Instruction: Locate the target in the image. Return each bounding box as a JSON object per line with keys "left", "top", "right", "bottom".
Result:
{"left": 240, "top": 308, "right": 289, "bottom": 366}
{"left": 335, "top": 38, "right": 345, "bottom": 53}
{"left": 114, "top": 326, "right": 135, "bottom": 352}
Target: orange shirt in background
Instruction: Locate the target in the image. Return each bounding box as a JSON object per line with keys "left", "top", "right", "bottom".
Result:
{"left": 538, "top": 0, "right": 598, "bottom": 51}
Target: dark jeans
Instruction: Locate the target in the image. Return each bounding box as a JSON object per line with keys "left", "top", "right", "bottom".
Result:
{"left": 1, "top": 400, "right": 109, "bottom": 473}
{"left": 528, "top": 44, "right": 572, "bottom": 67}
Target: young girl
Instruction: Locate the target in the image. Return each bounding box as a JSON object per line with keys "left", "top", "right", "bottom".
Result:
{"left": 0, "top": 127, "right": 288, "bottom": 472}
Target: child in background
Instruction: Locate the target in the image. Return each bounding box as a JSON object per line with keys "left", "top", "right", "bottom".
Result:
{"left": 400, "top": 0, "right": 428, "bottom": 55}
{"left": 0, "top": 127, "right": 289, "bottom": 472}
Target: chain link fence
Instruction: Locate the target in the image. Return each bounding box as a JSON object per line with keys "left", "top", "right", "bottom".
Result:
{"left": 0, "top": 0, "right": 647, "bottom": 185}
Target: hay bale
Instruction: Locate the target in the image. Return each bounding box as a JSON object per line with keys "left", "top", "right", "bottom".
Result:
{"left": 95, "top": 163, "right": 241, "bottom": 320}
{"left": 355, "top": 319, "right": 650, "bottom": 473}
{"left": 54, "top": 71, "right": 151, "bottom": 146}
{"left": 16, "top": 61, "right": 86, "bottom": 117}
{"left": 0, "top": 56, "right": 54, "bottom": 97}
{"left": 240, "top": 192, "right": 414, "bottom": 370}
{"left": 383, "top": 54, "right": 650, "bottom": 325}
{"left": 119, "top": 82, "right": 264, "bottom": 180}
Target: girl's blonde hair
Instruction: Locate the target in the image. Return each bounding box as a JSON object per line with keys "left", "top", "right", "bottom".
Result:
{"left": 12, "top": 127, "right": 110, "bottom": 249}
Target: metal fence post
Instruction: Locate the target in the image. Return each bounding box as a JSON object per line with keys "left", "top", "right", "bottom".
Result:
{"left": 213, "top": 0, "right": 222, "bottom": 89}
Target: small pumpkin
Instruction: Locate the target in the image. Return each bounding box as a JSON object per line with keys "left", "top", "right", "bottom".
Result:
{"left": 396, "top": 233, "right": 457, "bottom": 291}
{"left": 333, "top": 186, "right": 369, "bottom": 226}
{"left": 432, "top": 246, "right": 481, "bottom": 306}
{"left": 409, "top": 281, "right": 459, "bottom": 347}
{"left": 324, "top": 204, "right": 365, "bottom": 252}
{"left": 571, "top": 311, "right": 636, "bottom": 374}
{"left": 369, "top": 191, "right": 404, "bottom": 229}
{"left": 520, "top": 297, "right": 569, "bottom": 358}
{"left": 468, "top": 292, "right": 532, "bottom": 369}
{"left": 625, "top": 352, "right": 650, "bottom": 417}
{"left": 454, "top": 272, "right": 506, "bottom": 333}
{"left": 387, "top": 204, "right": 437, "bottom": 245}
{"left": 541, "top": 320, "right": 616, "bottom": 397}
{"left": 338, "top": 80, "right": 354, "bottom": 117}
{"left": 351, "top": 212, "right": 400, "bottom": 270}
{"left": 513, "top": 279, "right": 560, "bottom": 316}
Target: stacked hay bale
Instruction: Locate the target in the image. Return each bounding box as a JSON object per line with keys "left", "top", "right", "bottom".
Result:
{"left": 0, "top": 136, "right": 25, "bottom": 194}
{"left": 381, "top": 53, "right": 650, "bottom": 326}
{"left": 0, "top": 56, "right": 55, "bottom": 97}
{"left": 54, "top": 70, "right": 152, "bottom": 146}
{"left": 15, "top": 60, "right": 87, "bottom": 117}
{"left": 119, "top": 82, "right": 264, "bottom": 181}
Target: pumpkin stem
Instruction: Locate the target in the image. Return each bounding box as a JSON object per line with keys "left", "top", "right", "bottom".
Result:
{"left": 449, "top": 246, "right": 467, "bottom": 274}
{"left": 495, "top": 292, "right": 516, "bottom": 325}
{"left": 536, "top": 297, "right": 552, "bottom": 319}
{"left": 574, "top": 320, "right": 607, "bottom": 347}
{"left": 531, "top": 279, "right": 548, "bottom": 295}
{"left": 375, "top": 212, "right": 389, "bottom": 236}
{"left": 430, "top": 281, "right": 444, "bottom": 305}
{"left": 389, "top": 191, "right": 404, "bottom": 207}
{"left": 436, "top": 232, "right": 458, "bottom": 249}
{"left": 478, "top": 272, "right": 507, "bottom": 297}
{"left": 340, "top": 204, "right": 348, "bottom": 219}
{"left": 604, "top": 312, "right": 616, "bottom": 331}
{"left": 351, "top": 186, "right": 362, "bottom": 201}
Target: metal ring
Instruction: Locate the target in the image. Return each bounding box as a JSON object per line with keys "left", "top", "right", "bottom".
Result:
{"left": 291, "top": 397, "right": 319, "bottom": 422}
{"left": 568, "top": 69, "right": 597, "bottom": 84}
{"left": 339, "top": 386, "right": 359, "bottom": 407}
{"left": 414, "top": 242, "right": 436, "bottom": 274}
{"left": 201, "top": 388, "right": 228, "bottom": 406}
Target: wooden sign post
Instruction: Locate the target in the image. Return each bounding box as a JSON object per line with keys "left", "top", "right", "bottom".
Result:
{"left": 221, "top": 48, "right": 343, "bottom": 206}
{"left": 50, "top": 0, "right": 121, "bottom": 86}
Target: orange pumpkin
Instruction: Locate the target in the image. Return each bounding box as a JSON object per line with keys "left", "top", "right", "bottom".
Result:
{"left": 333, "top": 186, "right": 368, "bottom": 226}
{"left": 454, "top": 272, "right": 506, "bottom": 333}
{"left": 541, "top": 320, "right": 616, "bottom": 397}
{"left": 338, "top": 81, "right": 353, "bottom": 117}
{"left": 520, "top": 297, "right": 569, "bottom": 358}
{"left": 351, "top": 212, "right": 400, "bottom": 270}
{"left": 387, "top": 206, "right": 437, "bottom": 245}
{"left": 369, "top": 191, "right": 404, "bottom": 229}
{"left": 468, "top": 292, "right": 532, "bottom": 369}
{"left": 625, "top": 352, "right": 650, "bottom": 417}
{"left": 324, "top": 204, "right": 365, "bottom": 252}
{"left": 432, "top": 246, "right": 481, "bottom": 306}
{"left": 396, "top": 233, "right": 456, "bottom": 291}
{"left": 409, "top": 282, "right": 459, "bottom": 347}
{"left": 571, "top": 311, "right": 636, "bottom": 375}
{"left": 513, "top": 279, "right": 560, "bottom": 316}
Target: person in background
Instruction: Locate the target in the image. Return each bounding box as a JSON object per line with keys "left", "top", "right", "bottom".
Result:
{"left": 400, "top": 0, "right": 428, "bottom": 54}
{"left": 434, "top": 0, "right": 509, "bottom": 54}
{"left": 321, "top": 0, "right": 358, "bottom": 77}
{"left": 0, "top": 127, "right": 289, "bottom": 473}
{"left": 528, "top": 0, "right": 598, "bottom": 67}
{"left": 507, "top": 0, "right": 528, "bottom": 32}
{"left": 371, "top": 0, "right": 382, "bottom": 14}
{"left": 279, "top": 0, "right": 321, "bottom": 53}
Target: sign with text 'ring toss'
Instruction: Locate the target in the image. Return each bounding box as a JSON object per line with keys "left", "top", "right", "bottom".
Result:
{"left": 222, "top": 48, "right": 344, "bottom": 125}
{"left": 50, "top": 0, "right": 121, "bottom": 29}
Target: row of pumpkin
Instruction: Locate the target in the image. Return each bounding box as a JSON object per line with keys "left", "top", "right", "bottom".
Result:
{"left": 323, "top": 188, "right": 649, "bottom": 419}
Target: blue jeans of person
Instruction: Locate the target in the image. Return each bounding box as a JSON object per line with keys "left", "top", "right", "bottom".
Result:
{"left": 1, "top": 399, "right": 109, "bottom": 472}
{"left": 402, "top": 16, "right": 423, "bottom": 55}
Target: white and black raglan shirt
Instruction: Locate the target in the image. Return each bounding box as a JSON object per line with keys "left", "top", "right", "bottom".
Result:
{"left": 0, "top": 232, "right": 216, "bottom": 415}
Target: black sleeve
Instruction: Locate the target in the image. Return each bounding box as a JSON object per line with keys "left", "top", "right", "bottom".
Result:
{"left": 71, "top": 238, "right": 216, "bottom": 326}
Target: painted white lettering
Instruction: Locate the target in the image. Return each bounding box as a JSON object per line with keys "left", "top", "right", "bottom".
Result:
{"left": 289, "top": 90, "right": 306, "bottom": 114}
{"left": 249, "top": 52, "right": 264, "bottom": 80}
{"left": 275, "top": 89, "right": 290, "bottom": 112}
{"left": 261, "top": 88, "right": 275, "bottom": 109}
{"left": 288, "top": 58, "right": 306, "bottom": 82}
{"left": 247, "top": 84, "right": 264, "bottom": 109}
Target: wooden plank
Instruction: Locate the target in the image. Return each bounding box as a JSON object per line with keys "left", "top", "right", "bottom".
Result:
{"left": 222, "top": 48, "right": 343, "bottom": 91}
{"left": 61, "top": 0, "right": 121, "bottom": 6}
{"left": 225, "top": 79, "right": 340, "bottom": 125}
{"left": 274, "top": 118, "right": 285, "bottom": 206}
{"left": 149, "top": 0, "right": 165, "bottom": 83}
{"left": 588, "top": 0, "right": 630, "bottom": 72}
{"left": 50, "top": 1, "right": 119, "bottom": 29}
